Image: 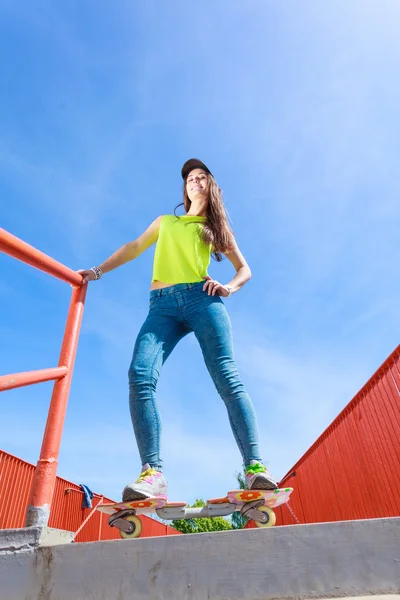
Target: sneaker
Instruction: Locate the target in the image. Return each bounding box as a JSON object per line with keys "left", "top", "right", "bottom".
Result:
{"left": 245, "top": 460, "right": 278, "bottom": 490}
{"left": 122, "top": 464, "right": 168, "bottom": 502}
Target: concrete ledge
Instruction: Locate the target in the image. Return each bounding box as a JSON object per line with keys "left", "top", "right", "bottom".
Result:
{"left": 1, "top": 518, "right": 399, "bottom": 600}
{"left": 0, "top": 527, "right": 73, "bottom": 554}
{"left": 314, "top": 598, "right": 400, "bottom": 600}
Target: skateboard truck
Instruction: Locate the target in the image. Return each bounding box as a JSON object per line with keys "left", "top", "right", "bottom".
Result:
{"left": 240, "top": 500, "right": 270, "bottom": 524}
{"left": 108, "top": 510, "right": 137, "bottom": 533}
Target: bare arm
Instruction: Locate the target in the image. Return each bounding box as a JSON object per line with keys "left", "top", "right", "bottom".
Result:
{"left": 78, "top": 216, "right": 163, "bottom": 282}
{"left": 223, "top": 238, "right": 252, "bottom": 293}
{"left": 203, "top": 237, "right": 252, "bottom": 296}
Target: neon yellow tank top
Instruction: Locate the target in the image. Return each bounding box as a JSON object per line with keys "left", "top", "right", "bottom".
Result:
{"left": 152, "top": 215, "right": 212, "bottom": 284}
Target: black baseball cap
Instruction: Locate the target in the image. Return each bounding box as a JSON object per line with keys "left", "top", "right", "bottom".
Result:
{"left": 181, "top": 158, "right": 212, "bottom": 180}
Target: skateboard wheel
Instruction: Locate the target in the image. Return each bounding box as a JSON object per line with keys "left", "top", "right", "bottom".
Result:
{"left": 254, "top": 506, "right": 276, "bottom": 528}
{"left": 120, "top": 514, "right": 142, "bottom": 539}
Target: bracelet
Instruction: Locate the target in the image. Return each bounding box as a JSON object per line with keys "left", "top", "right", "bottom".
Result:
{"left": 226, "top": 285, "right": 233, "bottom": 297}
{"left": 90, "top": 266, "right": 103, "bottom": 280}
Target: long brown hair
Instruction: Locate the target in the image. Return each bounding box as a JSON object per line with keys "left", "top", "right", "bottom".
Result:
{"left": 174, "top": 173, "right": 234, "bottom": 262}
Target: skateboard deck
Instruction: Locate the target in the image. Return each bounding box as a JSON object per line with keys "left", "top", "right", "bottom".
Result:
{"left": 209, "top": 487, "right": 293, "bottom": 509}
{"left": 97, "top": 487, "right": 293, "bottom": 539}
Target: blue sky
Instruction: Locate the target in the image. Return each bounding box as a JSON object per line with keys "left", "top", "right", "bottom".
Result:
{"left": 1, "top": 0, "right": 399, "bottom": 506}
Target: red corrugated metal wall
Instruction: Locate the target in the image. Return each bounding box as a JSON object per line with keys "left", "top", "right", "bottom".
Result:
{"left": 0, "top": 450, "right": 180, "bottom": 540}
{"left": 247, "top": 345, "right": 400, "bottom": 528}
{"left": 0, "top": 452, "right": 34, "bottom": 530}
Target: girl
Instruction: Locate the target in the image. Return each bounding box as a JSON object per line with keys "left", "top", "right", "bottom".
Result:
{"left": 78, "top": 158, "right": 277, "bottom": 500}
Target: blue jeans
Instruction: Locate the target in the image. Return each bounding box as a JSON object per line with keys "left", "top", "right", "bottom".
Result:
{"left": 128, "top": 282, "right": 262, "bottom": 471}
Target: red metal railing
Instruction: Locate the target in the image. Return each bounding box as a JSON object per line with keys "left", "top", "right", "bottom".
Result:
{"left": 0, "top": 227, "right": 87, "bottom": 527}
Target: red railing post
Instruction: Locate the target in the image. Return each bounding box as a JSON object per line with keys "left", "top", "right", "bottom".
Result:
{"left": 1, "top": 227, "right": 88, "bottom": 529}
{"left": 25, "top": 283, "right": 87, "bottom": 527}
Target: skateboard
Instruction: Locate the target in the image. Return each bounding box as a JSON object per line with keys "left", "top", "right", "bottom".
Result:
{"left": 97, "top": 487, "right": 293, "bottom": 539}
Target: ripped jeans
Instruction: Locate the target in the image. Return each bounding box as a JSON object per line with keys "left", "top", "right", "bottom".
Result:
{"left": 128, "top": 281, "right": 262, "bottom": 471}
